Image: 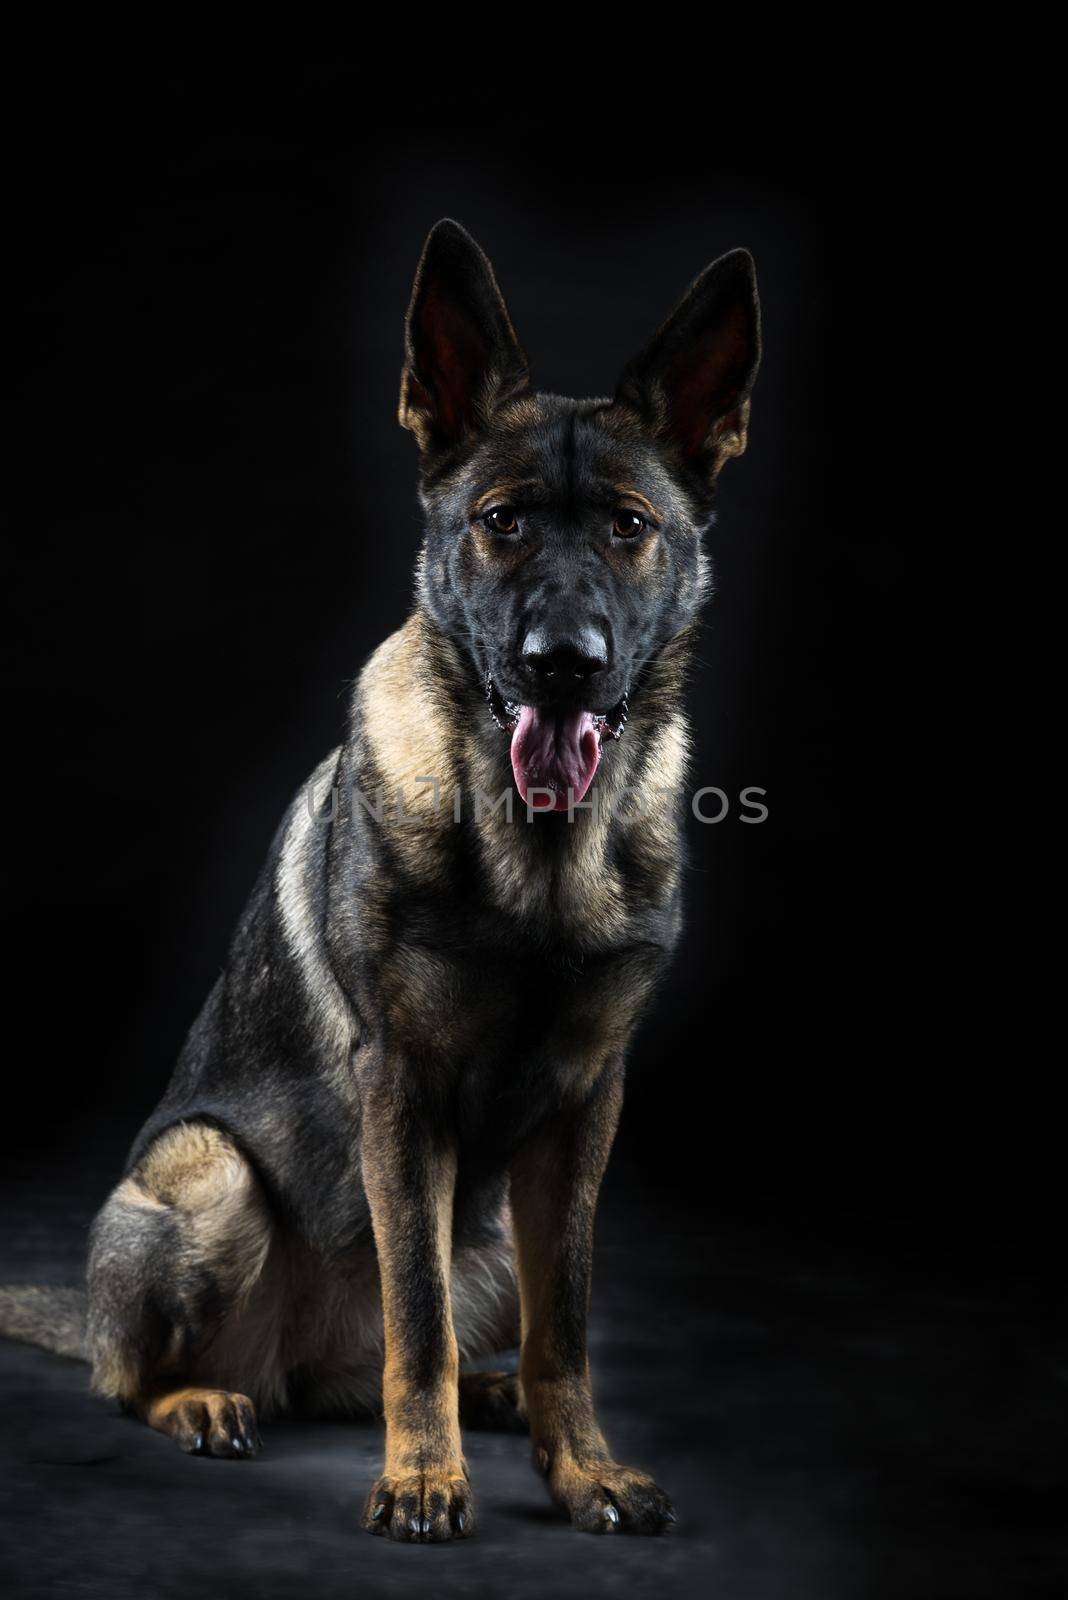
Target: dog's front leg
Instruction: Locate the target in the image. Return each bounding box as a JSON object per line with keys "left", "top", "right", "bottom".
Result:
{"left": 360, "top": 1077, "right": 470, "bottom": 1542}
{"left": 511, "top": 1058, "right": 676, "bottom": 1535}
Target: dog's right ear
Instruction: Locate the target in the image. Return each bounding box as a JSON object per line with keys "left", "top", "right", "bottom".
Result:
{"left": 616, "top": 248, "right": 761, "bottom": 481}
{"left": 399, "top": 220, "right": 530, "bottom": 460}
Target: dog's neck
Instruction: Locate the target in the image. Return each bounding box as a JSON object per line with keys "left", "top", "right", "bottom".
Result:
{"left": 355, "top": 610, "right": 692, "bottom": 949}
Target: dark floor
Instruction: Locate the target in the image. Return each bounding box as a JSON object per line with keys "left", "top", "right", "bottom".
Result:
{"left": 1, "top": 1127, "right": 1064, "bottom": 1600}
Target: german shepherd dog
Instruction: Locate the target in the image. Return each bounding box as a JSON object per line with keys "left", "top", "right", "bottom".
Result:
{"left": 1, "top": 221, "right": 760, "bottom": 1541}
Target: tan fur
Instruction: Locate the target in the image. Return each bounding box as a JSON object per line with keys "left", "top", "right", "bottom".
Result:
{"left": 127, "top": 1124, "right": 272, "bottom": 1309}
{"left": 89, "top": 1124, "right": 274, "bottom": 1405}
{"left": 603, "top": 517, "right": 668, "bottom": 579}
{"left": 360, "top": 610, "right": 689, "bottom": 956}
{"left": 142, "top": 1386, "right": 258, "bottom": 1451}
{"left": 510, "top": 1066, "right": 620, "bottom": 1488}
{"left": 471, "top": 482, "right": 540, "bottom": 515}
{"left": 612, "top": 486, "right": 664, "bottom": 522}
{"left": 276, "top": 748, "right": 358, "bottom": 1070}
{"left": 361, "top": 606, "right": 687, "bottom": 960}
{"left": 469, "top": 709, "right": 687, "bottom": 951}
{"left": 359, "top": 1106, "right": 467, "bottom": 1534}
{"left": 359, "top": 614, "right": 462, "bottom": 883}
{"left": 709, "top": 397, "right": 751, "bottom": 465}
{"left": 467, "top": 522, "right": 534, "bottom": 575}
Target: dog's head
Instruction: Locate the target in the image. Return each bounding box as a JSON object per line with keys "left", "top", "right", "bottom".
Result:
{"left": 400, "top": 220, "right": 760, "bottom": 811}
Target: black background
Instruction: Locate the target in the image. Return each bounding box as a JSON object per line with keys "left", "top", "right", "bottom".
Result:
{"left": 8, "top": 29, "right": 1039, "bottom": 1258}
{"left": 6, "top": 26, "right": 1066, "bottom": 1600}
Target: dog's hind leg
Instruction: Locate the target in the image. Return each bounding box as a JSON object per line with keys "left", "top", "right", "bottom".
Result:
{"left": 458, "top": 1369, "right": 525, "bottom": 1432}
{"left": 452, "top": 1235, "right": 526, "bottom": 1433}
{"left": 86, "top": 1121, "right": 274, "bottom": 1457}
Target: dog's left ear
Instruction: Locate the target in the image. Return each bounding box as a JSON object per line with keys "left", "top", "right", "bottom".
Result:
{"left": 616, "top": 248, "right": 761, "bottom": 478}
{"left": 399, "top": 219, "right": 530, "bottom": 459}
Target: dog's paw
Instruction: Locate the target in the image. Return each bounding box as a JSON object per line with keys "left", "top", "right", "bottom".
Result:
{"left": 362, "top": 1469, "right": 474, "bottom": 1541}
{"left": 150, "top": 1388, "right": 261, "bottom": 1458}
{"left": 545, "top": 1456, "right": 676, "bottom": 1535}
{"left": 458, "top": 1370, "right": 527, "bottom": 1432}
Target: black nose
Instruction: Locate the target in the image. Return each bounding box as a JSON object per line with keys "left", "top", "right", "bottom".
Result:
{"left": 521, "top": 626, "right": 608, "bottom": 683}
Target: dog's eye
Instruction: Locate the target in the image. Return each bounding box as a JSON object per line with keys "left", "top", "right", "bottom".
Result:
{"left": 484, "top": 507, "right": 520, "bottom": 536}
{"left": 613, "top": 511, "right": 646, "bottom": 540}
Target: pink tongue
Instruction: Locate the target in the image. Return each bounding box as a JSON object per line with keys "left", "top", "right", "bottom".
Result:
{"left": 510, "top": 705, "right": 601, "bottom": 811}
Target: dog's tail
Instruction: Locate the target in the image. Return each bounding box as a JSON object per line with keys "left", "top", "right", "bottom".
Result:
{"left": 0, "top": 1286, "right": 88, "bottom": 1361}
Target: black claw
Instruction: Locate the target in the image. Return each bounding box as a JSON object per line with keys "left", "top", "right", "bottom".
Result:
{"left": 192, "top": 1432, "right": 204, "bottom": 1453}
{"left": 456, "top": 1510, "right": 467, "bottom": 1533}
{"left": 231, "top": 1436, "right": 243, "bottom": 1454}
{"left": 371, "top": 1502, "right": 386, "bottom": 1522}
{"left": 605, "top": 1504, "right": 620, "bottom": 1526}
{"left": 421, "top": 1517, "right": 431, "bottom": 1535}
{"left": 408, "top": 1516, "right": 422, "bottom": 1535}
{"left": 666, "top": 1508, "right": 678, "bottom": 1524}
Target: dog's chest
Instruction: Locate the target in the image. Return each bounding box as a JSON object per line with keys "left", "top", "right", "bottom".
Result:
{"left": 372, "top": 904, "right": 666, "bottom": 1139}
